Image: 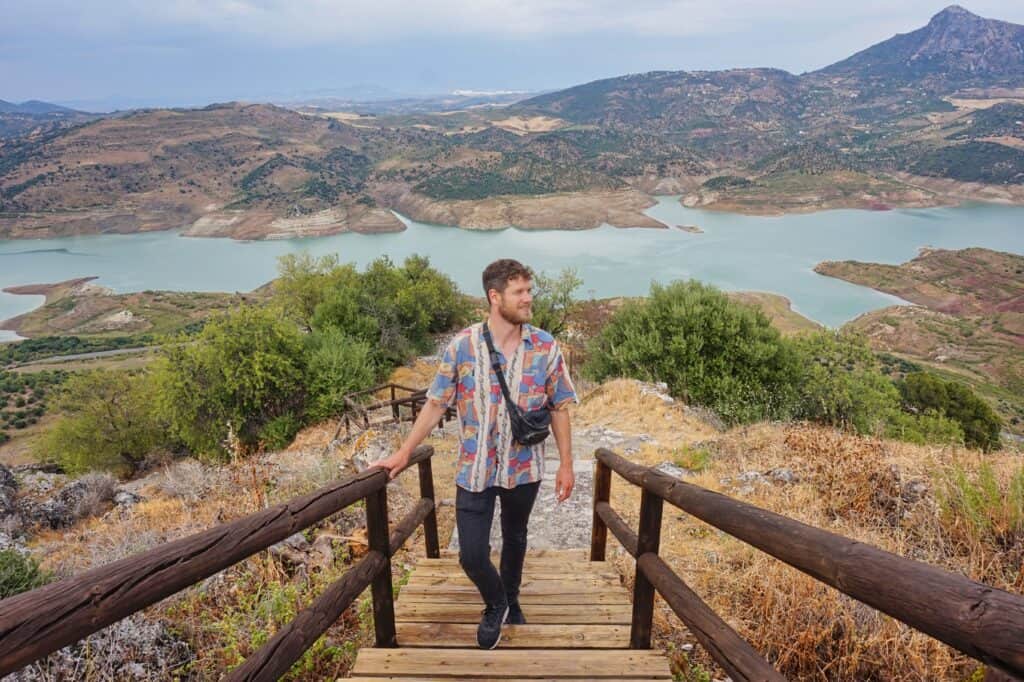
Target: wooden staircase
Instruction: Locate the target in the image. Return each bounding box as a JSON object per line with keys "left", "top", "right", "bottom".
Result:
{"left": 348, "top": 549, "right": 674, "bottom": 680}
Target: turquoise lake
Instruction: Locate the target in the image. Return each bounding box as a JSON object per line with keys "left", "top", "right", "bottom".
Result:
{"left": 2, "top": 197, "right": 1023, "bottom": 343}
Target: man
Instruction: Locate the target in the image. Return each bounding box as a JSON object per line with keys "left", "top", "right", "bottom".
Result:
{"left": 374, "top": 258, "right": 578, "bottom": 649}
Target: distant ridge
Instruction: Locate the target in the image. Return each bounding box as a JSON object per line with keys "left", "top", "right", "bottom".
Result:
{"left": 0, "top": 99, "right": 79, "bottom": 115}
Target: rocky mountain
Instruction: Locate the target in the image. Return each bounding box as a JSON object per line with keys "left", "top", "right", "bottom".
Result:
{"left": 815, "top": 5, "right": 1024, "bottom": 91}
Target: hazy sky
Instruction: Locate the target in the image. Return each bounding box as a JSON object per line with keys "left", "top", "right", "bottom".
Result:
{"left": 2, "top": 1, "right": 1023, "bottom": 110}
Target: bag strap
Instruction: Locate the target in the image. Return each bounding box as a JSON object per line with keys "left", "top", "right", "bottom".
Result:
{"left": 481, "top": 322, "right": 518, "bottom": 413}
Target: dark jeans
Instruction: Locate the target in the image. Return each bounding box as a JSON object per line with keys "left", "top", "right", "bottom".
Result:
{"left": 456, "top": 481, "right": 541, "bottom": 608}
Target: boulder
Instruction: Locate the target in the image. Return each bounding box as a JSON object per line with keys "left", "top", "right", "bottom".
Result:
{"left": 0, "top": 463, "right": 18, "bottom": 491}
{"left": 113, "top": 490, "right": 143, "bottom": 508}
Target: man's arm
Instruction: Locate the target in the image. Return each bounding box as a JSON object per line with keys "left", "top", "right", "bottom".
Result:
{"left": 551, "top": 408, "right": 574, "bottom": 502}
{"left": 374, "top": 399, "right": 447, "bottom": 479}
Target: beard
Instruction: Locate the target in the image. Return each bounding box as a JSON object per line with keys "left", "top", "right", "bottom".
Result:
{"left": 497, "top": 297, "right": 532, "bottom": 325}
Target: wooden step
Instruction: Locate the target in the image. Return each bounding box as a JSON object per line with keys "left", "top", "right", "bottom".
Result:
{"left": 395, "top": 603, "right": 632, "bottom": 624}
{"left": 350, "top": 647, "right": 672, "bottom": 679}
{"left": 395, "top": 623, "right": 629, "bottom": 648}
{"left": 397, "top": 590, "right": 632, "bottom": 605}
{"left": 403, "top": 578, "right": 619, "bottom": 594}
{"left": 438, "top": 549, "right": 588, "bottom": 560}
{"left": 410, "top": 565, "right": 619, "bottom": 581}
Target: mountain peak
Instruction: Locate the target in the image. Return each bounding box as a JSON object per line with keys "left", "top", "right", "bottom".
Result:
{"left": 927, "top": 4, "right": 985, "bottom": 30}
{"left": 815, "top": 5, "right": 1024, "bottom": 88}
{"left": 932, "top": 5, "right": 975, "bottom": 20}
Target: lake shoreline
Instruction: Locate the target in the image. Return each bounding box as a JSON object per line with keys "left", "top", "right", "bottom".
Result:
{"left": 5, "top": 170, "right": 1024, "bottom": 241}
{"left": 1, "top": 198, "right": 1022, "bottom": 332}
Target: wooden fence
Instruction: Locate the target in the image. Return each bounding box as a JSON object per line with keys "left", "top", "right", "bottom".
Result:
{"left": 591, "top": 447, "right": 1024, "bottom": 682}
{"left": 0, "top": 445, "right": 440, "bottom": 680}
{"left": 341, "top": 383, "right": 456, "bottom": 438}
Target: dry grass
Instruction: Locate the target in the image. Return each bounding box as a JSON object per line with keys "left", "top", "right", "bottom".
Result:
{"left": 596, "top": 416, "right": 1023, "bottom": 681}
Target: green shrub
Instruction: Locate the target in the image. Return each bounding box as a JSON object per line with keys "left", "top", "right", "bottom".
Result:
{"left": 154, "top": 305, "right": 307, "bottom": 459}
{"left": 259, "top": 412, "right": 303, "bottom": 451}
{"left": 0, "top": 550, "right": 51, "bottom": 599}
{"left": 791, "top": 331, "right": 902, "bottom": 436}
{"left": 672, "top": 444, "right": 712, "bottom": 472}
{"left": 583, "top": 280, "right": 801, "bottom": 424}
{"left": 898, "top": 373, "right": 1002, "bottom": 451}
{"left": 34, "top": 370, "right": 164, "bottom": 475}
{"left": 885, "top": 410, "right": 964, "bottom": 446}
{"left": 304, "top": 327, "right": 376, "bottom": 422}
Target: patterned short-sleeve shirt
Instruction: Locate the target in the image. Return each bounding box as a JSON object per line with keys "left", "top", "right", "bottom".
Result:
{"left": 427, "top": 321, "right": 578, "bottom": 492}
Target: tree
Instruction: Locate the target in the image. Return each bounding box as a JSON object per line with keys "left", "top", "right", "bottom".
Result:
{"left": 584, "top": 280, "right": 802, "bottom": 424}
{"left": 531, "top": 267, "right": 583, "bottom": 337}
{"left": 272, "top": 253, "right": 359, "bottom": 330}
{"left": 790, "top": 331, "right": 903, "bottom": 436}
{"left": 35, "top": 370, "right": 163, "bottom": 475}
{"left": 898, "top": 372, "right": 1002, "bottom": 451}
{"left": 154, "top": 305, "right": 307, "bottom": 458}
{"left": 307, "top": 254, "right": 469, "bottom": 370}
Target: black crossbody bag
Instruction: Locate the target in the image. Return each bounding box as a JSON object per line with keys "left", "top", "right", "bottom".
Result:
{"left": 482, "top": 322, "right": 551, "bottom": 446}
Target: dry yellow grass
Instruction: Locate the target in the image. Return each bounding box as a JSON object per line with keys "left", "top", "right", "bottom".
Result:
{"left": 597, "top": 419, "right": 1022, "bottom": 680}
{"left": 490, "top": 115, "right": 568, "bottom": 134}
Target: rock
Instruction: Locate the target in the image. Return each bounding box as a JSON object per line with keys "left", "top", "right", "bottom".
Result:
{"left": 0, "top": 487, "right": 17, "bottom": 518}
{"left": 280, "top": 532, "right": 311, "bottom": 552}
{"left": 113, "top": 490, "right": 143, "bottom": 507}
{"left": 901, "top": 479, "right": 929, "bottom": 504}
{"left": 19, "top": 498, "right": 72, "bottom": 529}
{"left": 8, "top": 613, "right": 192, "bottom": 680}
{"left": 736, "top": 471, "right": 766, "bottom": 484}
{"left": 767, "top": 467, "right": 797, "bottom": 484}
{"left": 269, "top": 532, "right": 312, "bottom": 570}
{"left": 638, "top": 382, "right": 675, "bottom": 404}
{"left": 654, "top": 462, "right": 691, "bottom": 479}
{"left": 0, "top": 463, "right": 18, "bottom": 491}
{"left": 352, "top": 436, "right": 392, "bottom": 473}
{"left": 310, "top": 533, "right": 343, "bottom": 571}
{"left": 19, "top": 471, "right": 61, "bottom": 495}
{"left": 0, "top": 531, "right": 28, "bottom": 554}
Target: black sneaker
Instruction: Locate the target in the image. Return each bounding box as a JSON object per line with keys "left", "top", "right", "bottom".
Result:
{"left": 505, "top": 599, "right": 526, "bottom": 625}
{"left": 477, "top": 601, "right": 509, "bottom": 649}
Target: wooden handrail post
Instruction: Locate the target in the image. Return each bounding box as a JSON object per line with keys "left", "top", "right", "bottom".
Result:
{"left": 365, "top": 486, "right": 397, "bottom": 647}
{"left": 418, "top": 458, "right": 441, "bottom": 559}
{"left": 630, "top": 488, "right": 663, "bottom": 649}
{"left": 591, "top": 458, "right": 611, "bottom": 561}
{"left": 391, "top": 385, "right": 399, "bottom": 423}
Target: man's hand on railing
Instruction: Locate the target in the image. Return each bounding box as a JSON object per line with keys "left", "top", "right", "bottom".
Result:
{"left": 373, "top": 450, "right": 411, "bottom": 479}
{"left": 373, "top": 399, "right": 447, "bottom": 479}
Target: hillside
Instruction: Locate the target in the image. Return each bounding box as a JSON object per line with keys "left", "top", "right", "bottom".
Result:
{"left": 2, "top": 8, "right": 1024, "bottom": 237}
{"left": 816, "top": 247, "right": 1024, "bottom": 434}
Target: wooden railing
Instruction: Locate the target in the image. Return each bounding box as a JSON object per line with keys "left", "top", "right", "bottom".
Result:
{"left": 341, "top": 383, "right": 456, "bottom": 437}
{"left": 591, "top": 447, "right": 1024, "bottom": 682}
{"left": 0, "top": 444, "right": 440, "bottom": 680}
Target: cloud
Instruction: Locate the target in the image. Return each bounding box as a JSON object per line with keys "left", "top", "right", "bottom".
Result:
{"left": 6, "top": 0, "right": 1021, "bottom": 47}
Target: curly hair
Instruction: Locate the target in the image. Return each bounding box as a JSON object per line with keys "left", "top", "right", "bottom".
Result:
{"left": 481, "top": 258, "right": 533, "bottom": 298}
